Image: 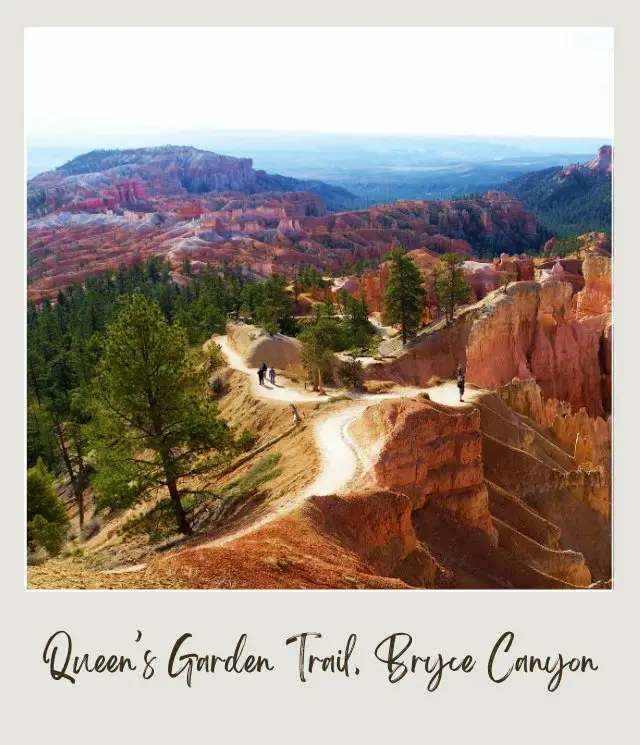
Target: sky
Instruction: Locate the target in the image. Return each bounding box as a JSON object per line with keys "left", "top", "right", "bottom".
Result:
{"left": 24, "top": 27, "right": 613, "bottom": 140}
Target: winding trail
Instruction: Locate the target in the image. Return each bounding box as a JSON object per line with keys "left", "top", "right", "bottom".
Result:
{"left": 216, "top": 336, "right": 331, "bottom": 403}
{"left": 213, "top": 336, "right": 482, "bottom": 531}
{"left": 113, "top": 341, "right": 484, "bottom": 563}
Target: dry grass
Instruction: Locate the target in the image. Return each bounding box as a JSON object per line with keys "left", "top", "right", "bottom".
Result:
{"left": 427, "top": 375, "right": 445, "bottom": 387}
{"left": 27, "top": 560, "right": 189, "bottom": 590}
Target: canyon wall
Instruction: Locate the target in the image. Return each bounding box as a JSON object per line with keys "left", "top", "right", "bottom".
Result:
{"left": 351, "top": 397, "right": 497, "bottom": 540}
{"left": 465, "top": 281, "right": 604, "bottom": 416}
{"left": 349, "top": 395, "right": 599, "bottom": 586}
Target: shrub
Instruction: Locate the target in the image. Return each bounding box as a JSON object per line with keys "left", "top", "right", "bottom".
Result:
{"left": 27, "top": 459, "right": 69, "bottom": 556}
{"left": 235, "top": 429, "right": 258, "bottom": 452}
{"left": 27, "top": 546, "right": 49, "bottom": 566}
{"left": 120, "top": 499, "right": 178, "bottom": 544}
{"left": 29, "top": 514, "right": 67, "bottom": 556}
{"left": 339, "top": 355, "right": 365, "bottom": 388}
{"left": 426, "top": 375, "right": 444, "bottom": 387}
{"left": 205, "top": 341, "right": 225, "bottom": 370}
{"left": 209, "top": 373, "right": 227, "bottom": 398}
{"left": 80, "top": 518, "right": 102, "bottom": 542}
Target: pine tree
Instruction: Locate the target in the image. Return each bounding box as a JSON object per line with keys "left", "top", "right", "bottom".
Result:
{"left": 90, "top": 294, "right": 233, "bottom": 535}
{"left": 338, "top": 352, "right": 365, "bottom": 389}
{"left": 342, "top": 294, "right": 373, "bottom": 352}
{"left": 298, "top": 310, "right": 342, "bottom": 393}
{"left": 27, "top": 459, "right": 69, "bottom": 555}
{"left": 382, "top": 248, "right": 427, "bottom": 344}
{"left": 433, "top": 252, "right": 472, "bottom": 325}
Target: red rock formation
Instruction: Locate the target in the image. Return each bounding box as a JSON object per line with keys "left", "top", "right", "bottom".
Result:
{"left": 366, "top": 276, "right": 608, "bottom": 417}
{"left": 27, "top": 172, "right": 541, "bottom": 299}
{"left": 347, "top": 393, "right": 601, "bottom": 587}
{"left": 495, "top": 253, "right": 535, "bottom": 281}
{"left": 495, "top": 377, "right": 611, "bottom": 477}
{"left": 585, "top": 145, "right": 613, "bottom": 173}
{"left": 466, "top": 281, "right": 604, "bottom": 416}
{"left": 462, "top": 261, "right": 500, "bottom": 300}
{"left": 573, "top": 255, "right": 612, "bottom": 319}
{"left": 351, "top": 398, "right": 497, "bottom": 541}
{"left": 557, "top": 145, "right": 613, "bottom": 180}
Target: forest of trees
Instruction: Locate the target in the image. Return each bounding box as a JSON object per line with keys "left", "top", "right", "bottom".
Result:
{"left": 26, "top": 258, "right": 382, "bottom": 549}
{"left": 505, "top": 167, "right": 612, "bottom": 236}
{"left": 26, "top": 260, "right": 291, "bottom": 542}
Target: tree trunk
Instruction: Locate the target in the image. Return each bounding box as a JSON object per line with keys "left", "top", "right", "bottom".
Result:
{"left": 72, "top": 431, "right": 86, "bottom": 530}
{"left": 167, "top": 477, "right": 192, "bottom": 535}
{"left": 53, "top": 419, "right": 85, "bottom": 531}
{"left": 28, "top": 358, "right": 42, "bottom": 405}
{"left": 161, "top": 453, "right": 192, "bottom": 535}
{"left": 317, "top": 365, "right": 325, "bottom": 394}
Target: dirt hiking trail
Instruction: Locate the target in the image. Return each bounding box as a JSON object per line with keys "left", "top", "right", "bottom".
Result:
{"left": 207, "top": 335, "right": 483, "bottom": 547}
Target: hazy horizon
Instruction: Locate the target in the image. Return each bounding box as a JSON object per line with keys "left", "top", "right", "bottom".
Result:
{"left": 27, "top": 129, "right": 612, "bottom": 148}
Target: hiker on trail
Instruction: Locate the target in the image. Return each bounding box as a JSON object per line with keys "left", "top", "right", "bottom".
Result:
{"left": 261, "top": 362, "right": 268, "bottom": 375}
{"left": 290, "top": 403, "right": 301, "bottom": 426}
{"left": 257, "top": 367, "right": 264, "bottom": 386}
{"left": 269, "top": 366, "right": 276, "bottom": 386}
{"left": 456, "top": 365, "right": 466, "bottom": 402}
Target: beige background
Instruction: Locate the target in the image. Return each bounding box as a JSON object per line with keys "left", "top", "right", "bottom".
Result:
{"left": 2, "top": 3, "right": 637, "bottom": 742}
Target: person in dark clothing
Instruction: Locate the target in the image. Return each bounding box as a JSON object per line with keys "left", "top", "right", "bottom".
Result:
{"left": 261, "top": 362, "right": 268, "bottom": 375}
{"left": 456, "top": 365, "right": 465, "bottom": 402}
{"left": 257, "top": 368, "right": 264, "bottom": 386}
{"left": 269, "top": 366, "right": 276, "bottom": 385}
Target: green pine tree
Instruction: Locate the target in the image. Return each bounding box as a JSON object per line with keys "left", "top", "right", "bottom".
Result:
{"left": 382, "top": 248, "right": 427, "bottom": 344}
{"left": 27, "top": 459, "right": 69, "bottom": 555}
{"left": 298, "top": 310, "right": 343, "bottom": 393}
{"left": 433, "top": 253, "right": 472, "bottom": 325}
{"left": 342, "top": 294, "right": 373, "bottom": 352}
{"left": 90, "top": 293, "right": 233, "bottom": 535}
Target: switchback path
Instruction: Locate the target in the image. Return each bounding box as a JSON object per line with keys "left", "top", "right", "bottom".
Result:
{"left": 209, "top": 336, "right": 484, "bottom": 547}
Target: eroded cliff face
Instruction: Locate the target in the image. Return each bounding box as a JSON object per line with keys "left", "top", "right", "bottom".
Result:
{"left": 465, "top": 281, "right": 604, "bottom": 416}
{"left": 574, "top": 255, "right": 612, "bottom": 319}
{"left": 367, "top": 276, "right": 607, "bottom": 417}
{"left": 495, "top": 378, "right": 611, "bottom": 471}
{"left": 347, "top": 395, "right": 601, "bottom": 587}
{"left": 351, "top": 398, "right": 496, "bottom": 541}
{"left": 366, "top": 311, "right": 475, "bottom": 386}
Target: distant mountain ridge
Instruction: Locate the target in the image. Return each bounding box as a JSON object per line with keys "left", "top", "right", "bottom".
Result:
{"left": 504, "top": 146, "right": 612, "bottom": 236}
{"left": 27, "top": 145, "right": 358, "bottom": 217}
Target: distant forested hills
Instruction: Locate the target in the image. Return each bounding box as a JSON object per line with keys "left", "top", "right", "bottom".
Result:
{"left": 504, "top": 165, "right": 612, "bottom": 236}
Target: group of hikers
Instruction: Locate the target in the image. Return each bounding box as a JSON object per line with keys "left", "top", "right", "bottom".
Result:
{"left": 257, "top": 362, "right": 277, "bottom": 387}
{"left": 254, "top": 361, "right": 302, "bottom": 426}
{"left": 255, "top": 357, "right": 466, "bottom": 404}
